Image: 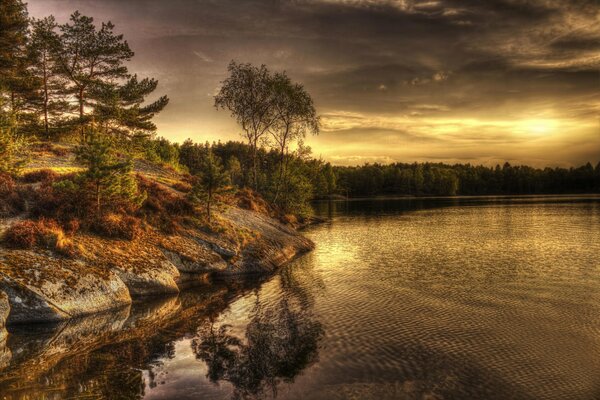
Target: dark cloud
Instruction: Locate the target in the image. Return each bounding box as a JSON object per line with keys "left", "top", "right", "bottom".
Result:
{"left": 27, "top": 0, "right": 600, "bottom": 166}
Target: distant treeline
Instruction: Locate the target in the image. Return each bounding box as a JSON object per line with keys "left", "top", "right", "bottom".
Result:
{"left": 146, "top": 138, "right": 600, "bottom": 200}
{"left": 334, "top": 162, "right": 600, "bottom": 197}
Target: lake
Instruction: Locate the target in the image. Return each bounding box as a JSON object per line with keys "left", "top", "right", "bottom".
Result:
{"left": 1, "top": 195, "right": 600, "bottom": 400}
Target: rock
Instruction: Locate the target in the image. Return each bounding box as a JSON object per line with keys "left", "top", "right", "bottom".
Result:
{"left": 0, "top": 251, "right": 131, "bottom": 324}
{"left": 112, "top": 260, "right": 180, "bottom": 296}
{"left": 0, "top": 291, "right": 8, "bottom": 331}
{"left": 221, "top": 208, "right": 315, "bottom": 274}
{"left": 162, "top": 248, "right": 227, "bottom": 274}
{"left": 0, "top": 291, "right": 8, "bottom": 351}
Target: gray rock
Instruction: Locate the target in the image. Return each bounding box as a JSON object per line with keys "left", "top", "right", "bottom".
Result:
{"left": 0, "top": 252, "right": 132, "bottom": 324}
{"left": 112, "top": 260, "right": 180, "bottom": 296}
{"left": 221, "top": 208, "right": 315, "bottom": 274}
{"left": 162, "top": 248, "right": 227, "bottom": 274}
{"left": 0, "top": 291, "right": 8, "bottom": 330}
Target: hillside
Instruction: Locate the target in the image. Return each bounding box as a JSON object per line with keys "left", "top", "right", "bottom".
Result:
{"left": 0, "top": 143, "right": 314, "bottom": 329}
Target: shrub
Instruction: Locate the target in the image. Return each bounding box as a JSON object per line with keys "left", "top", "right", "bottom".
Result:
{"left": 29, "top": 174, "right": 89, "bottom": 223}
{"left": 0, "top": 173, "right": 15, "bottom": 197}
{"left": 64, "top": 219, "right": 81, "bottom": 235}
{"left": 3, "top": 220, "right": 39, "bottom": 249}
{"left": 137, "top": 175, "right": 195, "bottom": 233}
{"left": 21, "top": 169, "right": 59, "bottom": 183}
{"left": 0, "top": 173, "right": 26, "bottom": 217}
{"left": 92, "top": 213, "right": 141, "bottom": 240}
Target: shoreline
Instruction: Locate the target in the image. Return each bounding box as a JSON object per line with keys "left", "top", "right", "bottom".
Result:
{"left": 0, "top": 206, "right": 314, "bottom": 330}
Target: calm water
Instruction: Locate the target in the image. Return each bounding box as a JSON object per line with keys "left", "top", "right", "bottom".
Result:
{"left": 1, "top": 195, "right": 600, "bottom": 400}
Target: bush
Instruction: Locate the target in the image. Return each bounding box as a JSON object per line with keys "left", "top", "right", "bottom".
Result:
{"left": 0, "top": 173, "right": 16, "bottom": 197}
{"left": 21, "top": 169, "right": 59, "bottom": 183}
{"left": 92, "top": 213, "right": 141, "bottom": 240}
{"left": 29, "top": 174, "right": 89, "bottom": 223}
{"left": 137, "top": 175, "right": 195, "bottom": 233}
{"left": 0, "top": 173, "right": 26, "bottom": 217}
{"left": 2, "top": 218, "right": 77, "bottom": 256}
{"left": 3, "top": 220, "right": 38, "bottom": 249}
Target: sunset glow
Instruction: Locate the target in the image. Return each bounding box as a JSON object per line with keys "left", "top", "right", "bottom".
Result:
{"left": 27, "top": 0, "right": 600, "bottom": 167}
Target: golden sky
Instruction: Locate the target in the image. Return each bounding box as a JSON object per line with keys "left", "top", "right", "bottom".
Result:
{"left": 29, "top": 0, "right": 600, "bottom": 167}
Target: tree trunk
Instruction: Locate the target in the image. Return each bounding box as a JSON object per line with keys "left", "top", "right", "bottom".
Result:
{"left": 79, "top": 87, "right": 85, "bottom": 140}
{"left": 207, "top": 189, "right": 212, "bottom": 223}
{"left": 251, "top": 140, "right": 258, "bottom": 191}
{"left": 43, "top": 57, "right": 49, "bottom": 139}
{"left": 273, "top": 142, "right": 286, "bottom": 203}
{"left": 96, "top": 181, "right": 101, "bottom": 216}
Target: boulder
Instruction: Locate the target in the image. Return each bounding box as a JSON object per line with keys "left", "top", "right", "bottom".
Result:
{"left": 0, "top": 251, "right": 131, "bottom": 324}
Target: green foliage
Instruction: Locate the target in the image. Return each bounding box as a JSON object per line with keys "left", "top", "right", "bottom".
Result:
{"left": 92, "top": 74, "right": 169, "bottom": 137}
{"left": 27, "top": 16, "right": 72, "bottom": 139}
{"left": 190, "top": 150, "right": 230, "bottom": 222}
{"left": 0, "top": 0, "right": 30, "bottom": 116}
{"left": 76, "top": 131, "right": 144, "bottom": 215}
{"left": 56, "top": 11, "right": 134, "bottom": 132}
{"left": 215, "top": 61, "right": 279, "bottom": 189}
{"left": 0, "top": 123, "right": 29, "bottom": 175}
{"left": 335, "top": 161, "right": 599, "bottom": 197}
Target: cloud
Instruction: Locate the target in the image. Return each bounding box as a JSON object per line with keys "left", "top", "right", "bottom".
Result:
{"left": 26, "top": 0, "right": 600, "bottom": 167}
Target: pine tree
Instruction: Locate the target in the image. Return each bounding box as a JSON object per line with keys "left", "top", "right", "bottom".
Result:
{"left": 0, "top": 123, "right": 29, "bottom": 175}
{"left": 27, "top": 16, "right": 72, "bottom": 139}
{"left": 0, "top": 0, "right": 35, "bottom": 128}
{"left": 191, "top": 150, "right": 230, "bottom": 223}
{"left": 76, "top": 131, "right": 141, "bottom": 215}
{"left": 91, "top": 74, "right": 168, "bottom": 137}
{"left": 56, "top": 12, "right": 133, "bottom": 137}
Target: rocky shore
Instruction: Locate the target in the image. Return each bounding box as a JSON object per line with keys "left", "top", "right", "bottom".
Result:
{"left": 0, "top": 206, "right": 314, "bottom": 328}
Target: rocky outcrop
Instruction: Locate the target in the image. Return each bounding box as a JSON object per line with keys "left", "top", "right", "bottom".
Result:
{"left": 222, "top": 208, "right": 315, "bottom": 274}
{"left": 0, "top": 291, "right": 8, "bottom": 342}
{"left": 0, "top": 292, "right": 8, "bottom": 327}
{"left": 0, "top": 207, "right": 313, "bottom": 324}
{"left": 0, "top": 251, "right": 131, "bottom": 324}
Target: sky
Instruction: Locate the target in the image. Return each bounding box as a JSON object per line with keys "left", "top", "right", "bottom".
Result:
{"left": 28, "top": 0, "right": 600, "bottom": 167}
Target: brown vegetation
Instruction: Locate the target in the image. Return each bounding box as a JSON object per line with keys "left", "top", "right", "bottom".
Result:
{"left": 21, "top": 168, "right": 59, "bottom": 183}
{"left": 3, "top": 218, "right": 77, "bottom": 256}
{"left": 91, "top": 213, "right": 141, "bottom": 240}
{"left": 137, "top": 175, "right": 195, "bottom": 234}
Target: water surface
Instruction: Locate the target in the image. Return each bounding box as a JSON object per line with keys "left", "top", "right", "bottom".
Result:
{"left": 1, "top": 195, "right": 600, "bottom": 400}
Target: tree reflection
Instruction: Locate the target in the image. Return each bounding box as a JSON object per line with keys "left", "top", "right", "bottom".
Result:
{"left": 193, "top": 292, "right": 323, "bottom": 399}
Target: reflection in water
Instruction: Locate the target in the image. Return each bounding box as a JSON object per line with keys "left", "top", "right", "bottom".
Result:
{"left": 0, "top": 265, "right": 323, "bottom": 400}
{"left": 1, "top": 195, "right": 600, "bottom": 400}
{"left": 193, "top": 296, "right": 323, "bottom": 399}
